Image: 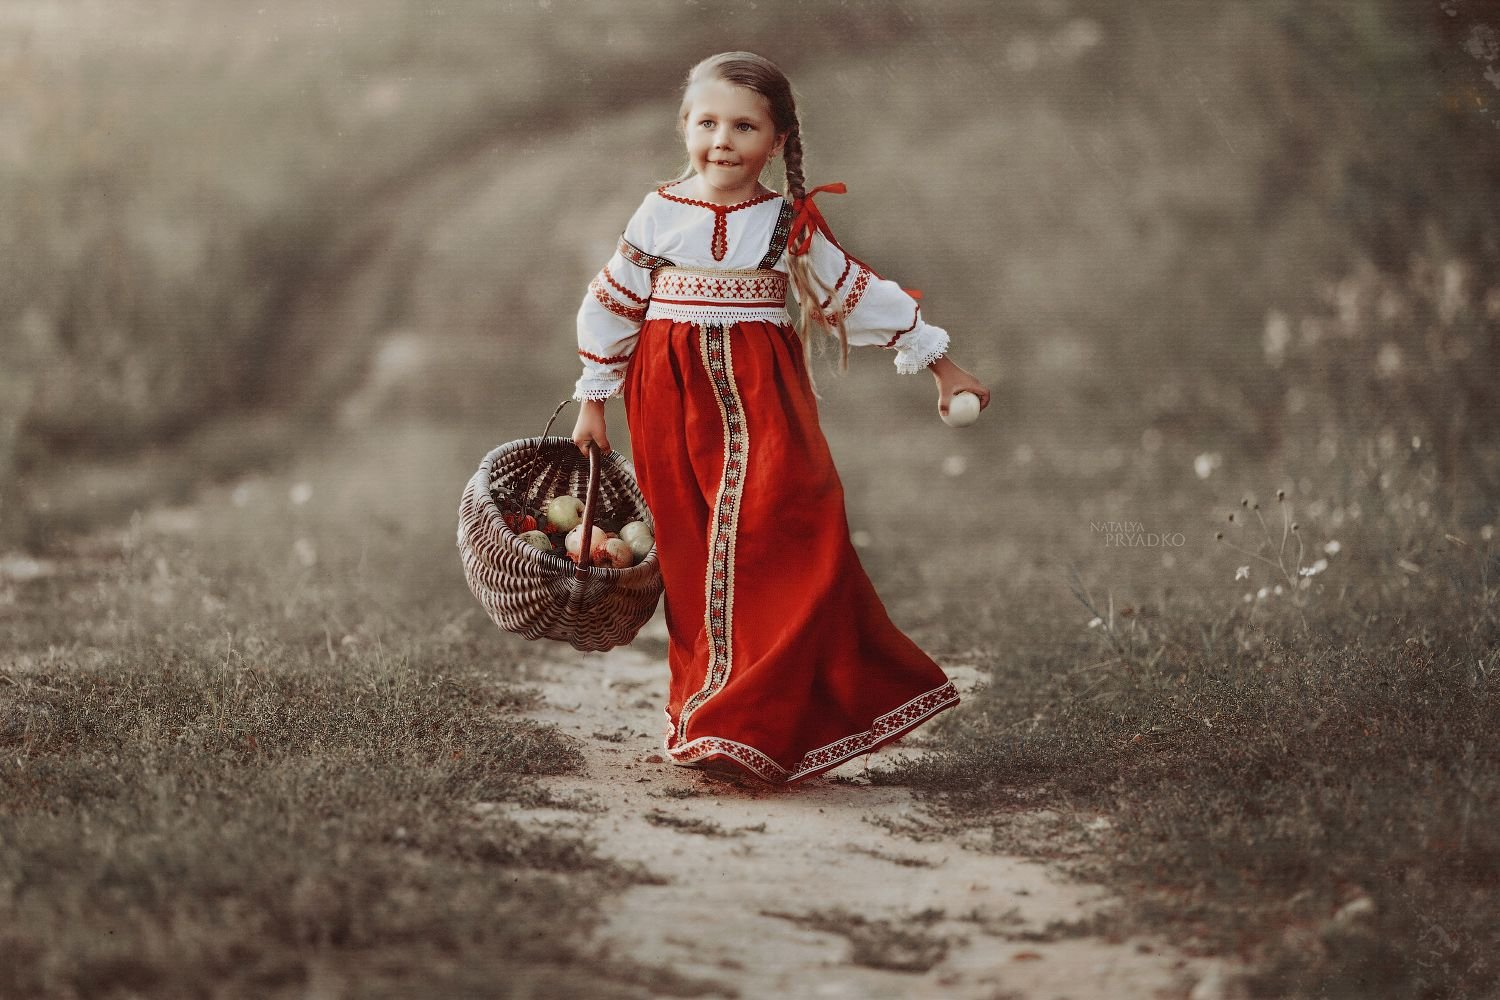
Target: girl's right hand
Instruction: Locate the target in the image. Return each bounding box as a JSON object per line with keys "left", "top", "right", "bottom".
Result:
{"left": 571, "top": 399, "right": 611, "bottom": 456}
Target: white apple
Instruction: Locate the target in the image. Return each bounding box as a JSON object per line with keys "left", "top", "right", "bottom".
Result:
{"left": 619, "top": 520, "right": 653, "bottom": 546}
{"left": 545, "top": 495, "right": 585, "bottom": 533}
{"left": 565, "top": 524, "right": 607, "bottom": 557}
{"left": 626, "top": 531, "right": 654, "bottom": 561}
{"left": 600, "top": 537, "right": 635, "bottom": 568}
{"left": 942, "top": 390, "right": 981, "bottom": 428}
{"left": 517, "top": 530, "right": 552, "bottom": 552}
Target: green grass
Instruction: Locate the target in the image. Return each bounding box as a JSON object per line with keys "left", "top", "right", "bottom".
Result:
{"left": 859, "top": 396, "right": 1500, "bottom": 998}
{"left": 0, "top": 417, "right": 730, "bottom": 998}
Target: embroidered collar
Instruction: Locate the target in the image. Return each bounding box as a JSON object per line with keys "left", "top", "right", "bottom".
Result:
{"left": 654, "top": 180, "right": 783, "bottom": 261}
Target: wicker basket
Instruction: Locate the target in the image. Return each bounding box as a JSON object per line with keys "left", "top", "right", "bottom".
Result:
{"left": 456, "top": 399, "right": 663, "bottom": 652}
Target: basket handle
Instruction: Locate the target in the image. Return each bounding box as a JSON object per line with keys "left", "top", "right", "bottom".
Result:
{"left": 542, "top": 398, "right": 572, "bottom": 440}
{"left": 574, "top": 439, "right": 604, "bottom": 579}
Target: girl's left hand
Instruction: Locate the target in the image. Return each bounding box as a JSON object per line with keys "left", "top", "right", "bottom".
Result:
{"left": 930, "top": 356, "right": 991, "bottom": 418}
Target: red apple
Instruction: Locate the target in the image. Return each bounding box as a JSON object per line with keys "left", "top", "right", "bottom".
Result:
{"left": 600, "top": 537, "right": 634, "bottom": 568}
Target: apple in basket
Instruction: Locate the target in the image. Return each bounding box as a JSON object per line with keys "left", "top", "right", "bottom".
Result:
{"left": 565, "top": 524, "right": 608, "bottom": 563}
{"left": 517, "top": 530, "right": 552, "bottom": 552}
{"left": 503, "top": 511, "right": 540, "bottom": 533}
{"left": 600, "top": 537, "right": 635, "bottom": 569}
{"left": 620, "top": 520, "right": 655, "bottom": 560}
{"left": 619, "top": 521, "right": 651, "bottom": 545}
{"left": 545, "top": 495, "right": 585, "bottom": 533}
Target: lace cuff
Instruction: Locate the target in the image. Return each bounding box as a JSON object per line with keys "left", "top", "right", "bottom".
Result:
{"left": 892, "top": 323, "right": 951, "bottom": 375}
{"left": 573, "top": 372, "right": 625, "bottom": 401}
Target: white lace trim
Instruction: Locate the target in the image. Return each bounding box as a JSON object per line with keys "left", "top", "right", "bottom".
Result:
{"left": 573, "top": 373, "right": 624, "bottom": 401}
{"left": 893, "top": 323, "right": 951, "bottom": 375}
{"left": 644, "top": 302, "right": 791, "bottom": 325}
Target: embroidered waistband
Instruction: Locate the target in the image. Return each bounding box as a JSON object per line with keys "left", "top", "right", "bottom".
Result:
{"left": 644, "top": 267, "right": 790, "bottom": 325}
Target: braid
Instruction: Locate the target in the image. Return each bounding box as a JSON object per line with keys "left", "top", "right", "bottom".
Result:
{"left": 780, "top": 122, "right": 850, "bottom": 386}
{"left": 672, "top": 52, "right": 853, "bottom": 392}
{"left": 782, "top": 127, "right": 807, "bottom": 202}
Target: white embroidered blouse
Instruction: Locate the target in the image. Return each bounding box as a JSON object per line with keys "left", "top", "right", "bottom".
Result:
{"left": 572, "top": 182, "right": 952, "bottom": 401}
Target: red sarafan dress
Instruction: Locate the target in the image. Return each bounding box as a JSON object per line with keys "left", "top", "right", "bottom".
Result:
{"left": 571, "top": 179, "right": 958, "bottom": 785}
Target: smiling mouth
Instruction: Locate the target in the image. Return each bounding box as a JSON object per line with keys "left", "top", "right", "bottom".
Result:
{"left": 711, "top": 160, "right": 739, "bottom": 166}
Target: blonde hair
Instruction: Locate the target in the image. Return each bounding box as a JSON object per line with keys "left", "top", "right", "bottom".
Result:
{"left": 672, "top": 51, "right": 850, "bottom": 394}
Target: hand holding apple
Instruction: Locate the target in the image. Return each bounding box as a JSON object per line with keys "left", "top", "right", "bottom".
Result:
{"left": 941, "top": 390, "right": 982, "bottom": 428}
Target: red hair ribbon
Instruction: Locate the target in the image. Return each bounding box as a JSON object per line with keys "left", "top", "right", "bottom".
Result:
{"left": 788, "top": 181, "right": 922, "bottom": 300}
{"left": 788, "top": 182, "right": 847, "bottom": 257}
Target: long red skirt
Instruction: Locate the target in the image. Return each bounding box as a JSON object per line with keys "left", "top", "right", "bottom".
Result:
{"left": 621, "top": 317, "right": 959, "bottom": 785}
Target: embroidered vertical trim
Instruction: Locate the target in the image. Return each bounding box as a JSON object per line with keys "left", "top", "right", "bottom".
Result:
{"left": 756, "top": 199, "right": 794, "bottom": 270}
{"left": 673, "top": 322, "right": 748, "bottom": 743}
{"left": 820, "top": 265, "right": 872, "bottom": 326}
{"left": 841, "top": 266, "right": 872, "bottom": 319}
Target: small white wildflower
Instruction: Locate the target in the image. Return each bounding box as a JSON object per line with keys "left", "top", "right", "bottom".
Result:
{"left": 289, "top": 482, "right": 314, "bottom": 506}
{"left": 1087, "top": 617, "right": 1103, "bottom": 628}
{"left": 1235, "top": 565, "right": 1250, "bottom": 580}
{"left": 1257, "top": 586, "right": 1270, "bottom": 600}
{"left": 1193, "top": 452, "right": 1222, "bottom": 480}
{"left": 1273, "top": 584, "right": 1284, "bottom": 595}
{"left": 1483, "top": 525, "right": 1495, "bottom": 541}
{"left": 1243, "top": 592, "right": 1253, "bottom": 603}
{"left": 1299, "top": 558, "right": 1329, "bottom": 577}
{"left": 851, "top": 530, "right": 872, "bottom": 548}
{"left": 941, "top": 454, "right": 968, "bottom": 477}
{"left": 1324, "top": 540, "right": 1342, "bottom": 555}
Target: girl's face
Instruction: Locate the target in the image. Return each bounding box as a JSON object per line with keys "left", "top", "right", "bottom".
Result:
{"left": 681, "top": 77, "right": 786, "bottom": 203}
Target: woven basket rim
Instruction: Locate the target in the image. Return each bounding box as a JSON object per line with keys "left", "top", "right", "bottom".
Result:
{"left": 464, "top": 436, "right": 659, "bottom": 581}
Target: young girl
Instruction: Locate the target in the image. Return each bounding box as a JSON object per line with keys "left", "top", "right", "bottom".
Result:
{"left": 569, "top": 51, "right": 991, "bottom": 785}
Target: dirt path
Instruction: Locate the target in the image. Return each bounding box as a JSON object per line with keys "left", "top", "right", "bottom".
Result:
{"left": 501, "top": 635, "right": 1226, "bottom": 999}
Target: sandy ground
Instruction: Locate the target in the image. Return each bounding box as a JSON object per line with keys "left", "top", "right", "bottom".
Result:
{"left": 499, "top": 629, "right": 1231, "bottom": 1000}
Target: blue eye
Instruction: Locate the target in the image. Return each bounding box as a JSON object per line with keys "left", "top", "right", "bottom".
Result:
{"left": 737, "top": 122, "right": 754, "bottom": 131}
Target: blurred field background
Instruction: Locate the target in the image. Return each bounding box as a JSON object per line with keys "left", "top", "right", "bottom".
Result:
{"left": 4, "top": 0, "right": 1500, "bottom": 996}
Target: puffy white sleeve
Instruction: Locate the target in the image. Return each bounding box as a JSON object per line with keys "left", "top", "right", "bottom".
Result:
{"left": 793, "top": 228, "right": 951, "bottom": 375}
{"left": 573, "top": 197, "right": 656, "bottom": 401}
